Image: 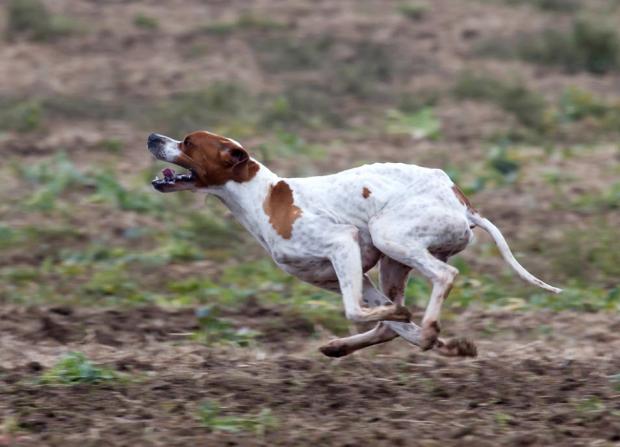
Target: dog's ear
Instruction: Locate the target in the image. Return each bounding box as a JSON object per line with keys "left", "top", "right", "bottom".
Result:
{"left": 221, "top": 146, "right": 249, "bottom": 167}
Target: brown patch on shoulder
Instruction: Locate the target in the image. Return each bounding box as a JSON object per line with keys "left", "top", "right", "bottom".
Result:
{"left": 263, "top": 181, "right": 303, "bottom": 239}
{"left": 362, "top": 187, "right": 371, "bottom": 198}
{"left": 451, "top": 184, "right": 476, "bottom": 212}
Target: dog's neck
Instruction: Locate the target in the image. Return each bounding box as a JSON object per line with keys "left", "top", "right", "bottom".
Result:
{"left": 206, "top": 159, "right": 279, "bottom": 242}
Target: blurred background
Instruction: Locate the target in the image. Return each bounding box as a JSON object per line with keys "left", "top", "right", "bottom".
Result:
{"left": 0, "top": 0, "right": 619, "bottom": 445}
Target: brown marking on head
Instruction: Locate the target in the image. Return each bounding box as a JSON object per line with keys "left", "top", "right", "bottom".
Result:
{"left": 263, "top": 180, "right": 303, "bottom": 239}
{"left": 451, "top": 184, "right": 476, "bottom": 212}
{"left": 429, "top": 321, "right": 441, "bottom": 334}
{"left": 362, "top": 187, "right": 371, "bottom": 198}
{"left": 175, "top": 131, "right": 259, "bottom": 187}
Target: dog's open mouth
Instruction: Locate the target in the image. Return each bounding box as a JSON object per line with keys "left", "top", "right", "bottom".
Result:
{"left": 151, "top": 167, "right": 197, "bottom": 191}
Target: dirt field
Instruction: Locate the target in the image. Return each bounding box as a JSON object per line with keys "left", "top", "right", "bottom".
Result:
{"left": 1, "top": 305, "right": 619, "bottom": 446}
{"left": 0, "top": 0, "right": 619, "bottom": 445}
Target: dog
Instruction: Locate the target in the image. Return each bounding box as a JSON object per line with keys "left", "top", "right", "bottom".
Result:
{"left": 147, "top": 130, "right": 561, "bottom": 358}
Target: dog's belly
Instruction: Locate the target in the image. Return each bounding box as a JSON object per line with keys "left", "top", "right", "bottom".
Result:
{"left": 275, "top": 239, "right": 382, "bottom": 285}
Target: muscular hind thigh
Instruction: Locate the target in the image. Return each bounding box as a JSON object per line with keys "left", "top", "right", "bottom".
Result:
{"left": 371, "top": 208, "right": 472, "bottom": 259}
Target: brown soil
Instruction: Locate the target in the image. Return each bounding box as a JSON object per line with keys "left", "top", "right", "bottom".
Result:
{"left": 1, "top": 305, "right": 619, "bottom": 446}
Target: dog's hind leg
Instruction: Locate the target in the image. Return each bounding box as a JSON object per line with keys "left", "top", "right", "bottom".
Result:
{"left": 370, "top": 219, "right": 477, "bottom": 357}
{"left": 320, "top": 260, "right": 420, "bottom": 357}
{"left": 319, "top": 275, "right": 400, "bottom": 357}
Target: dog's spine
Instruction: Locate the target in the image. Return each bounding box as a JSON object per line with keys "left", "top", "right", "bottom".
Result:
{"left": 467, "top": 212, "right": 562, "bottom": 294}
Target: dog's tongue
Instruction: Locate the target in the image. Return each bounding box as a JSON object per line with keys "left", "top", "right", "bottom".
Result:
{"left": 162, "top": 168, "right": 175, "bottom": 179}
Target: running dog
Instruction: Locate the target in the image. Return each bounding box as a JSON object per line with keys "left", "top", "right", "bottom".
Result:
{"left": 147, "top": 130, "right": 561, "bottom": 358}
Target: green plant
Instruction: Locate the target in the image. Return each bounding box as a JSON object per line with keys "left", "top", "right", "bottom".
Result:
{"left": 0, "top": 99, "right": 43, "bottom": 132}
{"left": 146, "top": 82, "right": 250, "bottom": 135}
{"left": 199, "top": 401, "right": 277, "bottom": 435}
{"left": 256, "top": 131, "right": 326, "bottom": 165}
{"left": 549, "top": 221, "right": 620, "bottom": 285}
{"left": 171, "top": 209, "right": 242, "bottom": 249}
{"left": 504, "top": 0, "right": 581, "bottom": 12}
{"left": 572, "top": 182, "right": 620, "bottom": 212}
{"left": 610, "top": 373, "right": 620, "bottom": 392}
{"left": 14, "top": 153, "right": 89, "bottom": 210}
{"left": 194, "top": 306, "right": 260, "bottom": 346}
{"left": 453, "top": 74, "right": 548, "bottom": 132}
{"left": 6, "top": 0, "right": 78, "bottom": 41}
{"left": 201, "top": 13, "right": 288, "bottom": 35}
{"left": 397, "top": 90, "right": 439, "bottom": 114}
{"left": 96, "top": 139, "right": 124, "bottom": 153}
{"left": 385, "top": 108, "right": 441, "bottom": 140}
{"left": 91, "top": 170, "right": 162, "bottom": 213}
{"left": 252, "top": 36, "right": 334, "bottom": 72}
{"left": 40, "top": 352, "right": 119, "bottom": 385}
{"left": 133, "top": 14, "right": 159, "bottom": 30}
{"left": 259, "top": 86, "right": 345, "bottom": 129}
{"left": 519, "top": 18, "right": 620, "bottom": 74}
{"left": 398, "top": 2, "right": 429, "bottom": 20}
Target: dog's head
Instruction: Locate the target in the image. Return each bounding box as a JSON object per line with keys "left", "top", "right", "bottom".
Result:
{"left": 147, "top": 130, "right": 258, "bottom": 193}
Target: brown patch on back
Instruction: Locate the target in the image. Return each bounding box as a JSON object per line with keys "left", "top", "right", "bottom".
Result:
{"left": 451, "top": 184, "right": 476, "bottom": 211}
{"left": 263, "top": 181, "right": 303, "bottom": 239}
{"left": 362, "top": 187, "right": 371, "bottom": 198}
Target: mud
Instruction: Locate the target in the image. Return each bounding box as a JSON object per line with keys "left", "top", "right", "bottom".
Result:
{"left": 1, "top": 305, "right": 619, "bottom": 446}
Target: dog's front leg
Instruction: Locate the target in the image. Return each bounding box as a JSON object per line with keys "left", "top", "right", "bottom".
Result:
{"left": 328, "top": 228, "right": 411, "bottom": 323}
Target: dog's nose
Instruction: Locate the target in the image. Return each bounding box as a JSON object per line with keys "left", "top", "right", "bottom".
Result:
{"left": 148, "top": 133, "right": 164, "bottom": 147}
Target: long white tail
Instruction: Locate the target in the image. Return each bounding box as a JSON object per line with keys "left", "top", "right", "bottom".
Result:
{"left": 468, "top": 212, "right": 562, "bottom": 294}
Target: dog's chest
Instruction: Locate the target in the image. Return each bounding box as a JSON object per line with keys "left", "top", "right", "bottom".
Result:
{"left": 273, "top": 231, "right": 381, "bottom": 284}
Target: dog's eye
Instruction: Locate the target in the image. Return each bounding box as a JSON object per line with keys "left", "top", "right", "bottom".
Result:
{"left": 183, "top": 138, "right": 192, "bottom": 147}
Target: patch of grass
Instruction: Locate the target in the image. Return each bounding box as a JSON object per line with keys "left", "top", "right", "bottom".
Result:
{"left": 504, "top": 0, "right": 581, "bottom": 12}
{"left": 96, "top": 139, "right": 124, "bottom": 153}
{"left": 486, "top": 18, "right": 620, "bottom": 74}
{"left": 398, "top": 2, "right": 429, "bottom": 20}
{"left": 524, "top": 18, "right": 620, "bottom": 73}
{"left": 256, "top": 131, "right": 326, "bottom": 166}
{"left": 385, "top": 107, "right": 441, "bottom": 140}
{"left": 194, "top": 306, "right": 260, "bottom": 347}
{"left": 171, "top": 207, "right": 242, "bottom": 250}
{"left": 13, "top": 154, "right": 162, "bottom": 213}
{"left": 453, "top": 74, "right": 549, "bottom": 132}
{"left": 41, "top": 96, "right": 128, "bottom": 121}
{"left": 91, "top": 170, "right": 163, "bottom": 213}
{"left": 610, "top": 373, "right": 620, "bottom": 392}
{"left": 133, "top": 14, "right": 159, "bottom": 30}
{"left": 557, "top": 87, "right": 620, "bottom": 132}
{"left": 252, "top": 35, "right": 334, "bottom": 72}
{"left": 260, "top": 86, "right": 345, "bottom": 129}
{"left": 548, "top": 221, "right": 620, "bottom": 286}
{"left": 13, "top": 153, "right": 89, "bottom": 210}
{"left": 40, "top": 352, "right": 120, "bottom": 385}
{"left": 199, "top": 401, "right": 277, "bottom": 435}
{"left": 572, "top": 182, "right": 620, "bottom": 212}
{"left": 397, "top": 90, "right": 439, "bottom": 114}
{"left": 329, "top": 41, "right": 399, "bottom": 99}
{"left": 146, "top": 82, "right": 250, "bottom": 136}
{"left": 6, "top": 0, "right": 79, "bottom": 42}
{"left": 201, "top": 13, "right": 288, "bottom": 35}
{"left": 0, "top": 99, "right": 43, "bottom": 133}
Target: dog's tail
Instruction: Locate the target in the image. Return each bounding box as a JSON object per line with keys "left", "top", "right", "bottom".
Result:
{"left": 467, "top": 211, "right": 562, "bottom": 294}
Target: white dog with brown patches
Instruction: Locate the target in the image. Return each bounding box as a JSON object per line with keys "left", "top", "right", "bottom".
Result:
{"left": 147, "top": 130, "right": 561, "bottom": 358}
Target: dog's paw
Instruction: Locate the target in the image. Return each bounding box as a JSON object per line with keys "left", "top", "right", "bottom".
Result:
{"left": 419, "top": 321, "right": 440, "bottom": 350}
{"left": 319, "top": 342, "right": 350, "bottom": 358}
{"left": 435, "top": 337, "right": 478, "bottom": 357}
